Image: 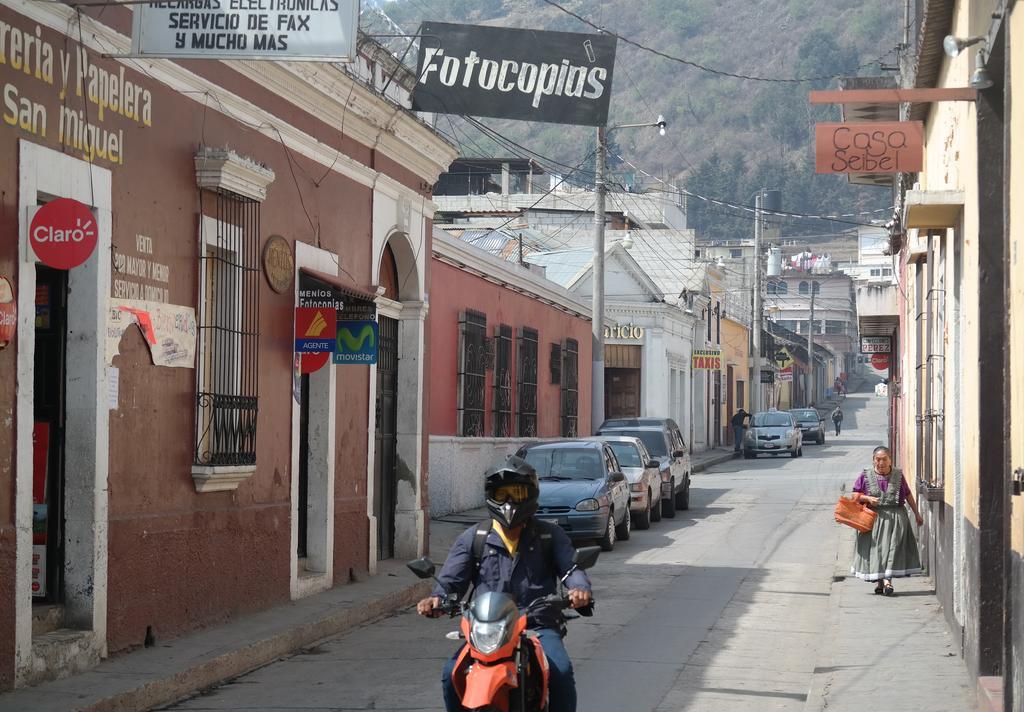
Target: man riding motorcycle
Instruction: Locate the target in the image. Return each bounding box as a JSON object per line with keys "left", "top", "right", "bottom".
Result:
{"left": 416, "top": 457, "right": 593, "bottom": 712}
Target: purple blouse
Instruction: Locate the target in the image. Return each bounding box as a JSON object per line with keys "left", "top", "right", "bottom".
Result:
{"left": 852, "top": 471, "right": 910, "bottom": 505}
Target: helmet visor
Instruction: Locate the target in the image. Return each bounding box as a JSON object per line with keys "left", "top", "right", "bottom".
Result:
{"left": 491, "top": 484, "right": 530, "bottom": 504}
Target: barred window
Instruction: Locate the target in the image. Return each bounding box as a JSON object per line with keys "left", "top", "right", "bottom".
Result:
{"left": 195, "top": 191, "right": 261, "bottom": 466}
{"left": 493, "top": 324, "right": 513, "bottom": 437}
{"left": 517, "top": 328, "right": 538, "bottom": 437}
{"left": 550, "top": 343, "right": 561, "bottom": 384}
{"left": 560, "top": 338, "right": 579, "bottom": 437}
{"left": 458, "top": 310, "right": 487, "bottom": 437}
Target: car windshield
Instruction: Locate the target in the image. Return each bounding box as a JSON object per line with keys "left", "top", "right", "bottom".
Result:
{"left": 604, "top": 430, "right": 667, "bottom": 457}
{"left": 523, "top": 447, "right": 604, "bottom": 480}
{"left": 607, "top": 442, "right": 642, "bottom": 467}
{"left": 751, "top": 412, "right": 792, "bottom": 428}
{"left": 791, "top": 410, "right": 818, "bottom": 422}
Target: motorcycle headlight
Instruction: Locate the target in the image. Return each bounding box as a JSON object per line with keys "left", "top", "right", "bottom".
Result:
{"left": 470, "top": 620, "right": 509, "bottom": 655}
{"left": 629, "top": 483, "right": 645, "bottom": 493}
{"left": 576, "top": 498, "right": 600, "bottom": 511}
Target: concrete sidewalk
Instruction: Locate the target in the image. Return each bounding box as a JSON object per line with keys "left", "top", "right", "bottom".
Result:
{"left": 0, "top": 518, "right": 470, "bottom": 712}
{"left": 803, "top": 527, "right": 974, "bottom": 711}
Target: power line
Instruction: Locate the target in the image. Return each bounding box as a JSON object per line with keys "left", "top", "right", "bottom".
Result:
{"left": 539, "top": 0, "right": 899, "bottom": 84}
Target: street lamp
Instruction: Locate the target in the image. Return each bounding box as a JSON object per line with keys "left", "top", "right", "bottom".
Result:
{"left": 591, "top": 115, "right": 667, "bottom": 432}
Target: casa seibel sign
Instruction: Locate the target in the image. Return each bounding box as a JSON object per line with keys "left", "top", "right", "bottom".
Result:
{"left": 131, "top": 0, "right": 360, "bottom": 61}
{"left": 412, "top": 22, "right": 617, "bottom": 126}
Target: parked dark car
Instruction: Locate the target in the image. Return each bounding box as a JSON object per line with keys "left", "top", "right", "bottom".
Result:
{"left": 790, "top": 407, "right": 825, "bottom": 444}
{"left": 596, "top": 417, "right": 691, "bottom": 517}
{"left": 515, "top": 440, "right": 631, "bottom": 551}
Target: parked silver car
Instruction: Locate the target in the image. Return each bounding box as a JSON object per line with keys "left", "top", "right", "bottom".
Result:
{"left": 586, "top": 435, "right": 662, "bottom": 529}
{"left": 597, "top": 417, "right": 692, "bottom": 517}
{"left": 743, "top": 410, "right": 803, "bottom": 459}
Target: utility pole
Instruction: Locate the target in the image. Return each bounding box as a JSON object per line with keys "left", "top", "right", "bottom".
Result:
{"left": 591, "top": 126, "right": 607, "bottom": 433}
{"left": 751, "top": 192, "right": 763, "bottom": 413}
{"left": 807, "top": 286, "right": 816, "bottom": 406}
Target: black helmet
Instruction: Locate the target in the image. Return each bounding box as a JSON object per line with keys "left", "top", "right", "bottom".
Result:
{"left": 484, "top": 457, "right": 540, "bottom": 530}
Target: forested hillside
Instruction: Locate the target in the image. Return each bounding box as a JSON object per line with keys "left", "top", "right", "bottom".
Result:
{"left": 370, "top": 0, "right": 903, "bottom": 239}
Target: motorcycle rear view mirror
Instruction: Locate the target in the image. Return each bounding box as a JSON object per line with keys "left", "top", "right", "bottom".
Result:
{"left": 573, "top": 546, "right": 600, "bottom": 571}
{"left": 406, "top": 557, "right": 436, "bottom": 580}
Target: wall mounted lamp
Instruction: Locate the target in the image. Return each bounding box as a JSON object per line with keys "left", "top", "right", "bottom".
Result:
{"left": 942, "top": 34, "right": 985, "bottom": 58}
{"left": 969, "top": 51, "right": 995, "bottom": 90}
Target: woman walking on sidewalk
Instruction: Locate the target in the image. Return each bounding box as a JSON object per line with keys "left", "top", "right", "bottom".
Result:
{"left": 831, "top": 406, "right": 843, "bottom": 436}
{"left": 850, "top": 446, "right": 924, "bottom": 595}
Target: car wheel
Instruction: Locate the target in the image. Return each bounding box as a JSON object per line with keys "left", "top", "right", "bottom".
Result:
{"left": 650, "top": 491, "right": 663, "bottom": 523}
{"left": 676, "top": 477, "right": 690, "bottom": 511}
{"left": 616, "top": 505, "right": 631, "bottom": 540}
{"left": 599, "top": 511, "right": 616, "bottom": 551}
{"left": 635, "top": 497, "right": 652, "bottom": 530}
{"left": 818, "top": 433, "right": 824, "bottom": 445}
{"left": 662, "top": 480, "right": 677, "bottom": 518}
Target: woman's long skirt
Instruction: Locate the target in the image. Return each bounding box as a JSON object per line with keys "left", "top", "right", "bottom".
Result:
{"left": 851, "top": 507, "right": 922, "bottom": 581}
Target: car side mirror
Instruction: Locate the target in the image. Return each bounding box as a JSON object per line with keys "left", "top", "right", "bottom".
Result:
{"left": 609, "top": 471, "right": 626, "bottom": 483}
{"left": 645, "top": 460, "right": 659, "bottom": 469}
{"left": 573, "top": 546, "right": 601, "bottom": 570}
{"left": 672, "top": 449, "right": 685, "bottom": 458}
{"left": 406, "top": 557, "right": 436, "bottom": 580}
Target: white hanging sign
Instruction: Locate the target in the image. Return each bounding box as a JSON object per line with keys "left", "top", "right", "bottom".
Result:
{"left": 131, "top": 0, "right": 360, "bottom": 62}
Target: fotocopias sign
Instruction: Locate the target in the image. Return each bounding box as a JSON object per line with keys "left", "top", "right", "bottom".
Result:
{"left": 815, "top": 122, "right": 924, "bottom": 174}
{"left": 29, "top": 199, "right": 98, "bottom": 270}
{"left": 412, "top": 22, "right": 617, "bottom": 126}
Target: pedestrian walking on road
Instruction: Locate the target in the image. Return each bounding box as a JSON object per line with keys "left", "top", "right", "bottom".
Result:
{"left": 850, "top": 446, "right": 924, "bottom": 596}
{"left": 831, "top": 406, "right": 843, "bottom": 436}
{"left": 730, "top": 408, "right": 749, "bottom": 452}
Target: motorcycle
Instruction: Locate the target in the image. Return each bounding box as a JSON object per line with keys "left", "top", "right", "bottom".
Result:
{"left": 408, "top": 546, "right": 600, "bottom": 712}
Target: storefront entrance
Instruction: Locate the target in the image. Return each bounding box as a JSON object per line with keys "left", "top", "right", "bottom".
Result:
{"left": 604, "top": 344, "right": 642, "bottom": 419}
{"left": 373, "top": 315, "right": 398, "bottom": 559}
{"left": 32, "top": 266, "right": 67, "bottom": 607}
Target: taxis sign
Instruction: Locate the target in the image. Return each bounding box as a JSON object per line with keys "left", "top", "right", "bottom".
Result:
{"left": 691, "top": 349, "right": 722, "bottom": 370}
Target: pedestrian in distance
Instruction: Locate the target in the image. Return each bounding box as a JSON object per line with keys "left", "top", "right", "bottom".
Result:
{"left": 730, "top": 408, "right": 749, "bottom": 453}
{"left": 850, "top": 446, "right": 924, "bottom": 596}
{"left": 831, "top": 406, "right": 843, "bottom": 436}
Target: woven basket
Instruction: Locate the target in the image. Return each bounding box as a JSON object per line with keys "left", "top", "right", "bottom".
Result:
{"left": 834, "top": 496, "right": 877, "bottom": 533}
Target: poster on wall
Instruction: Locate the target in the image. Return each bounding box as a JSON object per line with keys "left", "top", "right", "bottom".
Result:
{"left": 131, "top": 1, "right": 360, "bottom": 62}
{"left": 691, "top": 349, "right": 722, "bottom": 370}
{"left": 412, "top": 22, "right": 617, "bottom": 126}
{"left": 106, "top": 299, "right": 197, "bottom": 368}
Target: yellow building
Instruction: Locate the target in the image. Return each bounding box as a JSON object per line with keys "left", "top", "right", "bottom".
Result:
{"left": 720, "top": 317, "right": 750, "bottom": 447}
{"left": 888, "top": 0, "right": 1022, "bottom": 705}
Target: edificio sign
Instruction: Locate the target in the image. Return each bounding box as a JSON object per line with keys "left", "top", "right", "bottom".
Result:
{"left": 412, "top": 22, "right": 616, "bottom": 126}
{"left": 815, "top": 122, "right": 923, "bottom": 174}
{"left": 131, "top": 0, "right": 360, "bottom": 61}
{"left": 860, "top": 336, "right": 892, "bottom": 354}
{"left": 604, "top": 323, "right": 644, "bottom": 340}
{"left": 691, "top": 349, "right": 722, "bottom": 370}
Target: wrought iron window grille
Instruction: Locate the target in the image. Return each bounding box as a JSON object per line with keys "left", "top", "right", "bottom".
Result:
{"left": 493, "top": 325, "right": 513, "bottom": 438}
{"left": 458, "top": 309, "right": 487, "bottom": 437}
{"left": 560, "top": 338, "right": 579, "bottom": 438}
{"left": 517, "top": 327, "right": 538, "bottom": 438}
{"left": 194, "top": 189, "right": 261, "bottom": 467}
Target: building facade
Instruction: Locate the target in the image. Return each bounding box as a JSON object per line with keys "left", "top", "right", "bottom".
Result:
{"left": 427, "top": 231, "right": 593, "bottom": 516}
{"left": 0, "top": 2, "right": 455, "bottom": 689}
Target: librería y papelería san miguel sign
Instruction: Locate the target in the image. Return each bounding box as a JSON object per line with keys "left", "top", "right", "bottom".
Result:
{"left": 412, "top": 22, "right": 617, "bottom": 126}
{"left": 815, "top": 121, "right": 924, "bottom": 174}
{"left": 131, "top": 0, "right": 360, "bottom": 61}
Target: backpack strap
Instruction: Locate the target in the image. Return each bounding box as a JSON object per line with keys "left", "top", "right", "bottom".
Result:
{"left": 470, "top": 520, "right": 491, "bottom": 573}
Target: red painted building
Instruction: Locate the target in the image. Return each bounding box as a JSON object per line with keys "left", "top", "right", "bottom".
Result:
{"left": 427, "top": 231, "right": 593, "bottom": 515}
{"left": 0, "top": 3, "right": 455, "bottom": 689}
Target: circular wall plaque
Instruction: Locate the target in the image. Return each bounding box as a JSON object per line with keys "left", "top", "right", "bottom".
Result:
{"left": 262, "top": 235, "right": 294, "bottom": 294}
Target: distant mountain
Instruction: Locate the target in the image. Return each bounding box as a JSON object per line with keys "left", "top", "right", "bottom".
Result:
{"left": 372, "top": 0, "right": 902, "bottom": 239}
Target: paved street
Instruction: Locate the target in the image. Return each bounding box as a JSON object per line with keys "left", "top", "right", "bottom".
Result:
{"left": 164, "top": 384, "right": 971, "bottom": 711}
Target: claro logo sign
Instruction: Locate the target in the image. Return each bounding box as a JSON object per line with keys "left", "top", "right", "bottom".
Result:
{"left": 29, "top": 199, "right": 98, "bottom": 270}
{"left": 412, "top": 22, "right": 616, "bottom": 126}
{"left": 815, "top": 122, "right": 924, "bottom": 174}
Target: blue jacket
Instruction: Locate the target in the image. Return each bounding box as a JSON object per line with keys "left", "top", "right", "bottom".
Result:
{"left": 432, "top": 519, "right": 592, "bottom": 631}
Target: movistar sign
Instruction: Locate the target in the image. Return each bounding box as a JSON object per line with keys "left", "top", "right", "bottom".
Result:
{"left": 333, "top": 320, "right": 378, "bottom": 365}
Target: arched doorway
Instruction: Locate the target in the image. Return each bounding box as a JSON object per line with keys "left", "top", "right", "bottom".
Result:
{"left": 373, "top": 244, "right": 399, "bottom": 559}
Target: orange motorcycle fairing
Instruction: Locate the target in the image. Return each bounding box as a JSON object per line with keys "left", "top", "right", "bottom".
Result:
{"left": 525, "top": 632, "right": 550, "bottom": 710}
{"left": 460, "top": 657, "right": 519, "bottom": 711}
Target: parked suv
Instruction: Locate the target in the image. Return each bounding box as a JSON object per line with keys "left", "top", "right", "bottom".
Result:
{"left": 596, "top": 417, "right": 691, "bottom": 517}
